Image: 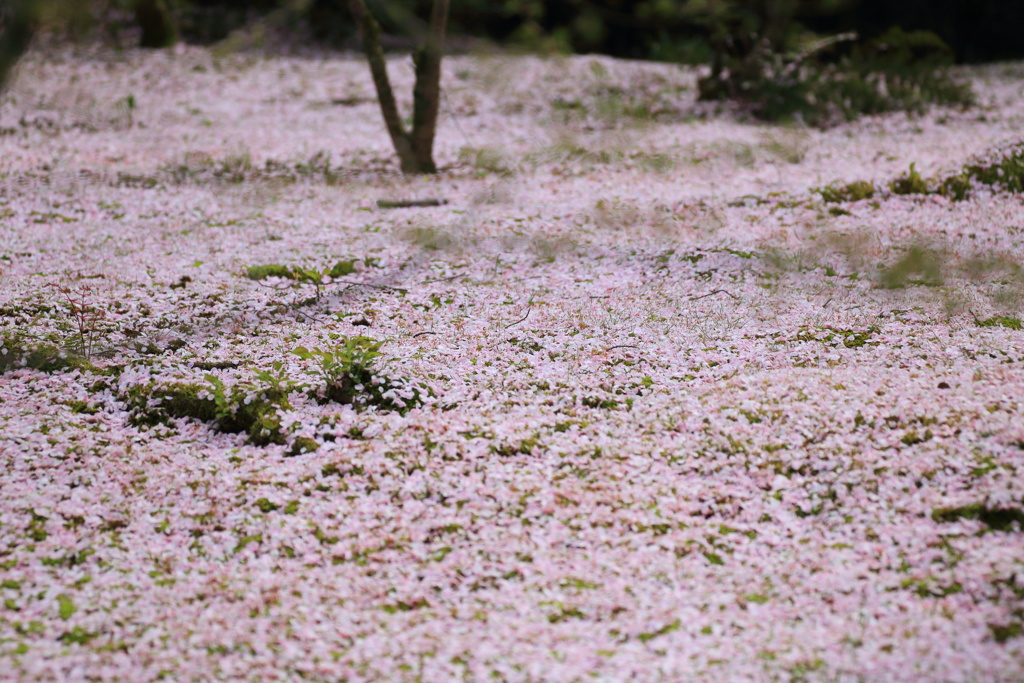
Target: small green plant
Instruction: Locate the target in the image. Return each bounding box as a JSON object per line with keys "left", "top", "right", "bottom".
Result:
{"left": 877, "top": 142, "right": 1024, "bottom": 202}
{"left": 890, "top": 163, "right": 929, "bottom": 195}
{"left": 252, "top": 361, "right": 303, "bottom": 395}
{"left": 126, "top": 372, "right": 296, "bottom": 446}
{"left": 818, "top": 180, "right": 876, "bottom": 204}
{"left": 245, "top": 259, "right": 373, "bottom": 300}
{"left": 292, "top": 336, "right": 424, "bottom": 413}
{"left": 49, "top": 282, "right": 110, "bottom": 359}
{"left": 937, "top": 141, "right": 1024, "bottom": 200}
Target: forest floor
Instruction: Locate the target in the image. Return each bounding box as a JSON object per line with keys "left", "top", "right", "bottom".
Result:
{"left": 1, "top": 46, "right": 1024, "bottom": 681}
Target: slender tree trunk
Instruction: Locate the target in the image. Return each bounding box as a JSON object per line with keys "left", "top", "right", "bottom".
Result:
{"left": 134, "top": 0, "right": 178, "bottom": 49}
{"left": 0, "top": 0, "right": 37, "bottom": 93}
{"left": 347, "top": 0, "right": 449, "bottom": 174}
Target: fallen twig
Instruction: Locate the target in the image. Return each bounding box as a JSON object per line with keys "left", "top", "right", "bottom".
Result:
{"left": 504, "top": 297, "right": 534, "bottom": 329}
{"left": 412, "top": 331, "right": 439, "bottom": 338}
{"left": 339, "top": 280, "right": 409, "bottom": 294}
{"left": 376, "top": 198, "right": 449, "bottom": 209}
{"left": 689, "top": 289, "right": 739, "bottom": 301}
{"left": 424, "top": 271, "right": 466, "bottom": 284}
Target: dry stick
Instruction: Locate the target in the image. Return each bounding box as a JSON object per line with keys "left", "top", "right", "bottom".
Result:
{"left": 424, "top": 271, "right": 466, "bottom": 284}
{"left": 412, "top": 331, "right": 439, "bottom": 338}
{"left": 339, "top": 280, "right": 409, "bottom": 294}
{"left": 290, "top": 307, "right": 332, "bottom": 325}
{"left": 254, "top": 278, "right": 408, "bottom": 295}
{"left": 606, "top": 344, "right": 640, "bottom": 351}
{"left": 376, "top": 198, "right": 449, "bottom": 208}
{"left": 689, "top": 289, "right": 740, "bottom": 301}
{"left": 504, "top": 297, "right": 534, "bottom": 329}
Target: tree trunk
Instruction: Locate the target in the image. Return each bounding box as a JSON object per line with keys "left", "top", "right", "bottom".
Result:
{"left": 0, "top": 0, "right": 37, "bottom": 93}
{"left": 134, "top": 0, "right": 178, "bottom": 49}
{"left": 347, "top": 0, "right": 449, "bottom": 174}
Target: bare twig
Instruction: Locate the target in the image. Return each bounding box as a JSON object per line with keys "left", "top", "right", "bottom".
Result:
{"left": 504, "top": 297, "right": 534, "bottom": 329}
{"left": 377, "top": 198, "right": 449, "bottom": 209}
{"left": 253, "top": 280, "right": 295, "bottom": 292}
{"left": 689, "top": 289, "right": 739, "bottom": 301}
{"left": 338, "top": 280, "right": 409, "bottom": 293}
{"left": 290, "top": 307, "right": 332, "bottom": 325}
{"left": 606, "top": 344, "right": 640, "bottom": 351}
{"left": 412, "top": 331, "right": 438, "bottom": 338}
{"left": 424, "top": 271, "right": 466, "bottom": 283}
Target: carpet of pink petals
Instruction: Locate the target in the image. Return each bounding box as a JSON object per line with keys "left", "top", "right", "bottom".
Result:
{"left": 1, "top": 46, "right": 1023, "bottom": 682}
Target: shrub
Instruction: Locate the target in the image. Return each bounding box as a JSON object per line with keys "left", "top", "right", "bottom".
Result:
{"left": 698, "top": 22, "right": 973, "bottom": 126}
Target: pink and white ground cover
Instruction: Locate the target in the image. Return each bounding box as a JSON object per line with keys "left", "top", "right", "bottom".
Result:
{"left": 1, "top": 46, "right": 1023, "bottom": 681}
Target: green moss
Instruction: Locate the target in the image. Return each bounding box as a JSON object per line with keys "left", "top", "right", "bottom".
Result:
{"left": 936, "top": 142, "right": 1024, "bottom": 200}
{"left": 58, "top": 626, "right": 95, "bottom": 645}
{"left": 287, "top": 436, "right": 319, "bottom": 457}
{"left": 976, "top": 316, "right": 1022, "bottom": 330}
{"left": 824, "top": 328, "right": 877, "bottom": 348}
{"left": 890, "top": 163, "right": 930, "bottom": 195}
{"left": 246, "top": 260, "right": 361, "bottom": 283}
{"left": 254, "top": 498, "right": 279, "bottom": 513}
{"left": 1, "top": 336, "right": 100, "bottom": 375}
{"left": 935, "top": 174, "right": 974, "bottom": 201}
{"left": 989, "top": 623, "right": 1023, "bottom": 643}
{"left": 245, "top": 264, "right": 294, "bottom": 280}
{"left": 932, "top": 504, "right": 1024, "bottom": 531}
{"left": 818, "top": 180, "right": 876, "bottom": 204}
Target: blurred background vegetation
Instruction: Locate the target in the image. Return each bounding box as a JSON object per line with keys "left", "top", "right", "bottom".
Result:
{"left": 4, "top": 0, "right": 1022, "bottom": 61}
{"left": 2, "top": 0, "right": 1022, "bottom": 128}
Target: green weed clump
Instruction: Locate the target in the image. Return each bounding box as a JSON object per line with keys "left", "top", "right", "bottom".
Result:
{"left": 936, "top": 141, "right": 1024, "bottom": 200}
{"left": 976, "top": 316, "right": 1023, "bottom": 330}
{"left": 889, "top": 163, "right": 930, "bottom": 195}
{"left": 818, "top": 180, "right": 876, "bottom": 204}
{"left": 933, "top": 504, "right": 1024, "bottom": 531}
{"left": 124, "top": 374, "right": 293, "bottom": 447}
{"left": 245, "top": 259, "right": 380, "bottom": 301}
{"left": 124, "top": 336, "right": 422, "bottom": 445}
{"left": 293, "top": 336, "right": 425, "bottom": 414}
{"left": 245, "top": 260, "right": 364, "bottom": 283}
{"left": 0, "top": 334, "right": 100, "bottom": 375}
{"left": 821, "top": 142, "right": 1024, "bottom": 206}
